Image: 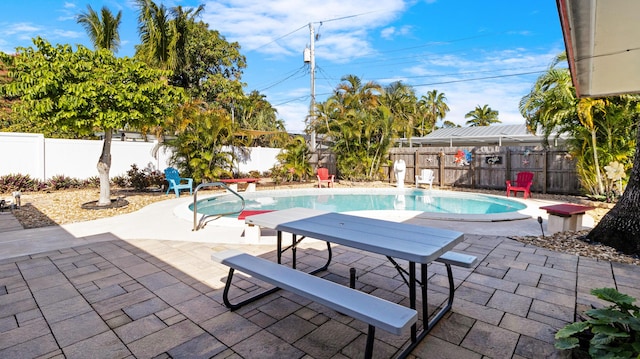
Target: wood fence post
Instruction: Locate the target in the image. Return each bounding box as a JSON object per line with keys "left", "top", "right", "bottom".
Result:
{"left": 542, "top": 149, "right": 548, "bottom": 194}
{"left": 438, "top": 150, "right": 445, "bottom": 187}
{"left": 505, "top": 148, "right": 512, "bottom": 183}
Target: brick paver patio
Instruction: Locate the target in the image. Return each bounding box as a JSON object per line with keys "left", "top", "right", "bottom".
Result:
{"left": 2, "top": 226, "right": 636, "bottom": 358}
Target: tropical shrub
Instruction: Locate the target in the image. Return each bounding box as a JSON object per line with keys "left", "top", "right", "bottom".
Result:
{"left": 126, "top": 164, "right": 164, "bottom": 191}
{"left": 555, "top": 287, "right": 640, "bottom": 358}
{"left": 275, "top": 136, "right": 312, "bottom": 182}
{"left": 83, "top": 176, "right": 101, "bottom": 188}
{"left": 111, "top": 175, "right": 129, "bottom": 188}
{"left": 0, "top": 173, "right": 44, "bottom": 193}
{"left": 47, "top": 175, "right": 82, "bottom": 190}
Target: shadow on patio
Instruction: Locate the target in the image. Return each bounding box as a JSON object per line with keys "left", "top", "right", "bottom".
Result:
{"left": 1, "top": 229, "right": 638, "bottom": 358}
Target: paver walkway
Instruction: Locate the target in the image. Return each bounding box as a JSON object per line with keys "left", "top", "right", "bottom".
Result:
{"left": 0, "top": 197, "right": 632, "bottom": 358}
{"left": 2, "top": 225, "right": 637, "bottom": 358}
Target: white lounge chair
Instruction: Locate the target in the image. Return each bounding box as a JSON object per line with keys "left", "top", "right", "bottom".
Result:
{"left": 415, "top": 169, "right": 434, "bottom": 190}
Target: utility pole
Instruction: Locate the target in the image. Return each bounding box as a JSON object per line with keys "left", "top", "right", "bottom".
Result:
{"left": 308, "top": 22, "right": 316, "bottom": 150}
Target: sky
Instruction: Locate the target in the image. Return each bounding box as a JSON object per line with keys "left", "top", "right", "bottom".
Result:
{"left": 0, "top": 0, "right": 566, "bottom": 134}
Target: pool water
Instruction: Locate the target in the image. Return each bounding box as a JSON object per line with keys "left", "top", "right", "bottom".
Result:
{"left": 190, "top": 190, "right": 526, "bottom": 217}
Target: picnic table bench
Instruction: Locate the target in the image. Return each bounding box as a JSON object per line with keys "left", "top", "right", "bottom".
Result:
{"left": 218, "top": 178, "right": 260, "bottom": 192}
{"left": 540, "top": 203, "right": 595, "bottom": 234}
{"left": 212, "top": 249, "right": 418, "bottom": 359}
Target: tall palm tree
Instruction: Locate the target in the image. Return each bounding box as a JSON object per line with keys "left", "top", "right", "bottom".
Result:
{"left": 76, "top": 5, "right": 122, "bottom": 52}
{"left": 169, "top": 4, "right": 204, "bottom": 86}
{"left": 418, "top": 90, "right": 450, "bottom": 136}
{"left": 464, "top": 104, "right": 500, "bottom": 126}
{"left": 135, "top": 0, "right": 172, "bottom": 69}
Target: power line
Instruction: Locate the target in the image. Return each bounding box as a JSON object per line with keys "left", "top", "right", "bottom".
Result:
{"left": 411, "top": 70, "right": 546, "bottom": 87}
{"left": 258, "top": 65, "right": 307, "bottom": 92}
{"left": 270, "top": 70, "right": 546, "bottom": 106}
{"left": 249, "top": 24, "right": 308, "bottom": 51}
{"left": 249, "top": 11, "right": 380, "bottom": 51}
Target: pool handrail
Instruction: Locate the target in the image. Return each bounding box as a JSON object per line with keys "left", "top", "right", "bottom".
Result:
{"left": 193, "top": 182, "right": 245, "bottom": 231}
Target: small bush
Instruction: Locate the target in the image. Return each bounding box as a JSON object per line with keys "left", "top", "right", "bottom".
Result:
{"left": 47, "top": 175, "right": 82, "bottom": 190}
{"left": 111, "top": 175, "right": 129, "bottom": 188}
{"left": 248, "top": 170, "right": 261, "bottom": 178}
{"left": 555, "top": 287, "right": 640, "bottom": 358}
{"left": 126, "top": 163, "right": 165, "bottom": 191}
{"left": 0, "top": 173, "right": 44, "bottom": 193}
{"left": 83, "top": 176, "right": 101, "bottom": 188}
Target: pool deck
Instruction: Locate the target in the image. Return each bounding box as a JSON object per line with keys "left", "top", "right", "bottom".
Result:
{"left": 1, "top": 193, "right": 633, "bottom": 359}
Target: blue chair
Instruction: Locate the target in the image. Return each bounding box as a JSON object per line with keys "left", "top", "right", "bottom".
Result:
{"left": 164, "top": 167, "right": 193, "bottom": 197}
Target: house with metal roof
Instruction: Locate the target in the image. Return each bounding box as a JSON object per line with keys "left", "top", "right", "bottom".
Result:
{"left": 397, "top": 124, "right": 569, "bottom": 148}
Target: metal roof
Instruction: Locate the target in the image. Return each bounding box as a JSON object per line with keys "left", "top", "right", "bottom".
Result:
{"left": 557, "top": 0, "right": 640, "bottom": 97}
{"left": 397, "top": 124, "right": 568, "bottom": 147}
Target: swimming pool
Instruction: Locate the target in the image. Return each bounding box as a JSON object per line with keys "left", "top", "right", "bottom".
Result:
{"left": 189, "top": 188, "right": 527, "bottom": 219}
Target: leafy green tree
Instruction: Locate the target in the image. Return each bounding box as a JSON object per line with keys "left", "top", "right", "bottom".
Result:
{"left": 1, "top": 38, "right": 184, "bottom": 205}
{"left": 0, "top": 60, "right": 18, "bottom": 131}
{"left": 418, "top": 89, "right": 450, "bottom": 135}
{"left": 76, "top": 5, "right": 122, "bottom": 52}
{"left": 464, "top": 104, "right": 500, "bottom": 126}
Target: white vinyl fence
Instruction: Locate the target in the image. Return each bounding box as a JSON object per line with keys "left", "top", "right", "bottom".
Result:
{"left": 0, "top": 132, "right": 280, "bottom": 180}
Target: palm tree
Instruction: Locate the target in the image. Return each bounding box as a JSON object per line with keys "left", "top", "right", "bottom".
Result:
{"left": 76, "top": 5, "right": 122, "bottom": 52}
{"left": 169, "top": 4, "right": 204, "bottom": 87}
{"left": 577, "top": 98, "right": 608, "bottom": 194}
{"left": 519, "top": 52, "right": 640, "bottom": 253}
{"left": 418, "top": 90, "right": 450, "bottom": 135}
{"left": 382, "top": 81, "right": 417, "bottom": 143}
{"left": 519, "top": 52, "right": 575, "bottom": 145}
{"left": 314, "top": 75, "right": 392, "bottom": 180}
{"left": 464, "top": 105, "right": 500, "bottom": 126}
{"left": 135, "top": 0, "right": 172, "bottom": 69}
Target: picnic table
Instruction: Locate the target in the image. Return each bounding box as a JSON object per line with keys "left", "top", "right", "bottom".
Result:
{"left": 238, "top": 207, "right": 473, "bottom": 357}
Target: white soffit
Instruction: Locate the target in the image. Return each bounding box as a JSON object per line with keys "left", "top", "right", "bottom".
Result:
{"left": 557, "top": 0, "right": 640, "bottom": 97}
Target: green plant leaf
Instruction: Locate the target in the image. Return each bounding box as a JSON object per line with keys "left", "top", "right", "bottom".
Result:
{"left": 556, "top": 321, "right": 590, "bottom": 339}
{"left": 592, "top": 324, "right": 630, "bottom": 337}
{"left": 554, "top": 337, "right": 580, "bottom": 350}
{"left": 588, "top": 308, "right": 630, "bottom": 323}
{"left": 591, "top": 332, "right": 616, "bottom": 346}
{"left": 593, "top": 288, "right": 637, "bottom": 307}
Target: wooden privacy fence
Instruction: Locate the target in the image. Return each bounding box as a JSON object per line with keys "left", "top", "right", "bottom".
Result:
{"left": 387, "top": 146, "right": 581, "bottom": 195}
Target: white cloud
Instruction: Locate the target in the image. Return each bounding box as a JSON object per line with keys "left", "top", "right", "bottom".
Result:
{"left": 53, "top": 29, "right": 84, "bottom": 39}
{"left": 201, "top": 0, "right": 406, "bottom": 58}
{"left": 380, "top": 25, "right": 413, "bottom": 39}
{"left": 405, "top": 47, "right": 563, "bottom": 127}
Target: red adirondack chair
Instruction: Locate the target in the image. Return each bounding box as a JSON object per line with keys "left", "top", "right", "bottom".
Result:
{"left": 316, "top": 168, "right": 335, "bottom": 188}
{"left": 506, "top": 172, "right": 534, "bottom": 199}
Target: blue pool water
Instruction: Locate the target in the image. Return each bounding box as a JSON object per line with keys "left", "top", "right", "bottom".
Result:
{"left": 190, "top": 189, "right": 526, "bottom": 217}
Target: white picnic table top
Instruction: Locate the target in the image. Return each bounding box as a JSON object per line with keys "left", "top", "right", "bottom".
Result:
{"left": 245, "top": 207, "right": 465, "bottom": 264}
